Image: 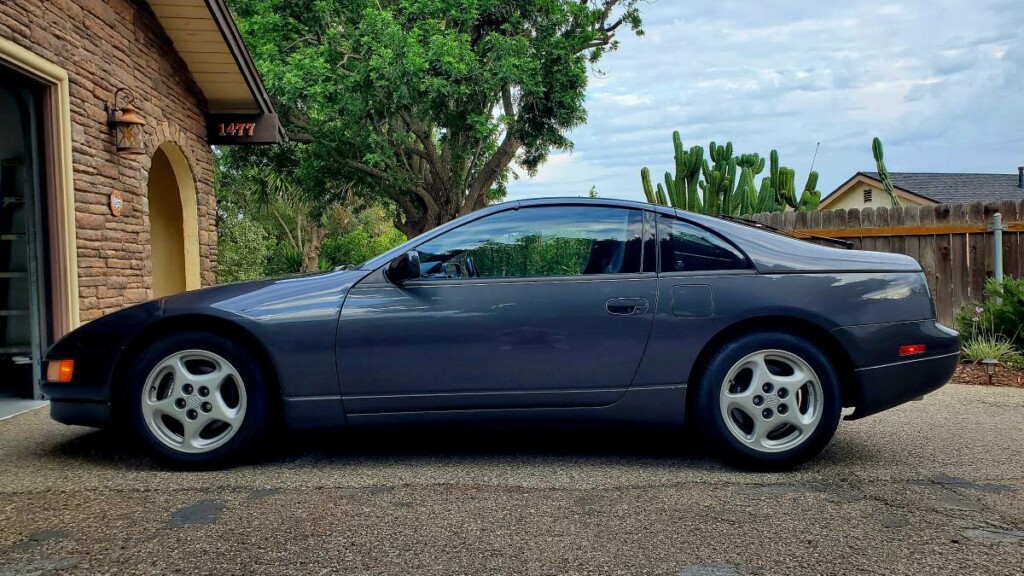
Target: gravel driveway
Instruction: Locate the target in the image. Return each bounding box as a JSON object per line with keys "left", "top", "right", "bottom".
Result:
{"left": 1, "top": 383, "right": 1022, "bottom": 575}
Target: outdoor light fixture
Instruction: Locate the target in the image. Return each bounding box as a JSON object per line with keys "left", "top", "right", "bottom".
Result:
{"left": 106, "top": 88, "right": 146, "bottom": 155}
{"left": 981, "top": 358, "right": 998, "bottom": 385}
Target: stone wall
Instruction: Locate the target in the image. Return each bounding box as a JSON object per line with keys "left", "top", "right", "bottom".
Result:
{"left": 0, "top": 0, "right": 217, "bottom": 322}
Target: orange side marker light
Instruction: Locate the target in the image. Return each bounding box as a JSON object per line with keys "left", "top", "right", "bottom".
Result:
{"left": 47, "top": 360, "right": 75, "bottom": 383}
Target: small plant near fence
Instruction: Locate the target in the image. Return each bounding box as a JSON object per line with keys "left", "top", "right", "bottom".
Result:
{"left": 955, "top": 276, "right": 1024, "bottom": 368}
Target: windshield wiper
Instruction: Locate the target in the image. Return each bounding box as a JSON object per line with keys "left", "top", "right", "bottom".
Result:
{"left": 718, "top": 215, "right": 854, "bottom": 249}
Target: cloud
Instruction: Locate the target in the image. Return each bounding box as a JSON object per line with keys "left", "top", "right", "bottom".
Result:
{"left": 509, "top": 0, "right": 1024, "bottom": 202}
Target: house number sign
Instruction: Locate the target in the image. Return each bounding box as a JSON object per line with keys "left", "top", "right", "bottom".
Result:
{"left": 206, "top": 113, "right": 282, "bottom": 145}
{"left": 217, "top": 122, "right": 257, "bottom": 138}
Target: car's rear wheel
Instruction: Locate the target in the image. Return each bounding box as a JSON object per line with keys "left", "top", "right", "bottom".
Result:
{"left": 693, "top": 332, "right": 841, "bottom": 470}
{"left": 123, "top": 331, "right": 271, "bottom": 468}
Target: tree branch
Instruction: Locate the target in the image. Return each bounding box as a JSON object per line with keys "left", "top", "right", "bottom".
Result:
{"left": 270, "top": 205, "right": 299, "bottom": 252}
{"left": 501, "top": 85, "right": 515, "bottom": 118}
{"left": 399, "top": 112, "right": 449, "bottom": 191}
{"left": 601, "top": 17, "right": 624, "bottom": 33}
{"left": 461, "top": 133, "right": 522, "bottom": 215}
{"left": 344, "top": 159, "right": 441, "bottom": 219}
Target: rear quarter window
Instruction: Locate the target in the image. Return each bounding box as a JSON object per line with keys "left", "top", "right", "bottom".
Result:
{"left": 659, "top": 217, "right": 750, "bottom": 273}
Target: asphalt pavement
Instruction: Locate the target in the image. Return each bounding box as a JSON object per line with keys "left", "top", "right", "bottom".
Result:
{"left": 1, "top": 383, "right": 1022, "bottom": 575}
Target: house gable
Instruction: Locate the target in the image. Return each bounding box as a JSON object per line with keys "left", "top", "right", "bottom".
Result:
{"left": 819, "top": 173, "right": 936, "bottom": 210}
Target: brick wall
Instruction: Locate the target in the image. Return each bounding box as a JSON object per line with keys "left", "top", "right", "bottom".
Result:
{"left": 0, "top": 0, "right": 217, "bottom": 322}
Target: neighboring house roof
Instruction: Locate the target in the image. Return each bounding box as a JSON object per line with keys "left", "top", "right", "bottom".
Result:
{"left": 821, "top": 171, "right": 1023, "bottom": 208}
{"left": 860, "top": 172, "right": 1023, "bottom": 204}
{"left": 147, "top": 0, "right": 284, "bottom": 143}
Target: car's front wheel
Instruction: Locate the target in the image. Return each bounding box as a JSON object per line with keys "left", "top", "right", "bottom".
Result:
{"left": 123, "top": 331, "right": 271, "bottom": 468}
{"left": 693, "top": 332, "right": 841, "bottom": 470}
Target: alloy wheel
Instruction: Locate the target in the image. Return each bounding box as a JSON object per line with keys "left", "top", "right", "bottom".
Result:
{"left": 140, "top": 350, "right": 247, "bottom": 454}
{"left": 719, "top": 349, "right": 824, "bottom": 453}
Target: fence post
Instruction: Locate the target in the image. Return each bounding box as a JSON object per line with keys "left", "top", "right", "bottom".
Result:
{"left": 990, "top": 211, "right": 1004, "bottom": 304}
{"left": 992, "top": 212, "right": 1003, "bottom": 284}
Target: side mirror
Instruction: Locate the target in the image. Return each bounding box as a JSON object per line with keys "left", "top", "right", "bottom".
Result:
{"left": 386, "top": 250, "right": 421, "bottom": 285}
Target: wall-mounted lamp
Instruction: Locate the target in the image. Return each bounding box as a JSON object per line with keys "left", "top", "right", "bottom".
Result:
{"left": 106, "top": 88, "right": 146, "bottom": 155}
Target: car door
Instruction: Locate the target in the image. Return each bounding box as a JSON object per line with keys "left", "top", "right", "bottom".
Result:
{"left": 633, "top": 214, "right": 757, "bottom": 387}
{"left": 336, "top": 204, "right": 658, "bottom": 414}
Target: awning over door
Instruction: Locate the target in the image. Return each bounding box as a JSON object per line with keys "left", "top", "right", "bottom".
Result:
{"left": 148, "top": 0, "right": 284, "bottom": 145}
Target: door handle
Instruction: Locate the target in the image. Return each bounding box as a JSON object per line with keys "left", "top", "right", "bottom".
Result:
{"left": 605, "top": 297, "right": 649, "bottom": 316}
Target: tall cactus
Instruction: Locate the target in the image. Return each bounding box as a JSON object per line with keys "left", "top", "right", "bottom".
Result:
{"left": 733, "top": 153, "right": 766, "bottom": 215}
{"left": 798, "top": 171, "right": 822, "bottom": 211}
{"left": 700, "top": 141, "right": 738, "bottom": 215}
{"left": 872, "top": 137, "right": 901, "bottom": 207}
{"left": 640, "top": 134, "right": 822, "bottom": 215}
{"left": 641, "top": 131, "right": 703, "bottom": 211}
{"left": 766, "top": 149, "right": 821, "bottom": 212}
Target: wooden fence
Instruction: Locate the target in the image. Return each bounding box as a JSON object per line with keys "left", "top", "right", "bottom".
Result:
{"left": 744, "top": 200, "right": 1024, "bottom": 325}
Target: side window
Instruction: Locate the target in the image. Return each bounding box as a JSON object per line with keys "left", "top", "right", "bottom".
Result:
{"left": 415, "top": 206, "right": 644, "bottom": 280}
{"left": 659, "top": 217, "right": 749, "bottom": 273}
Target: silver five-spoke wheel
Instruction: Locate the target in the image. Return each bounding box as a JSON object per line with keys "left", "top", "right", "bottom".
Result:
{"left": 140, "top": 350, "right": 247, "bottom": 454}
{"left": 719, "top": 349, "right": 823, "bottom": 453}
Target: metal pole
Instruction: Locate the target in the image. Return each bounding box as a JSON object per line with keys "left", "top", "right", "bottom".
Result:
{"left": 993, "top": 212, "right": 1003, "bottom": 285}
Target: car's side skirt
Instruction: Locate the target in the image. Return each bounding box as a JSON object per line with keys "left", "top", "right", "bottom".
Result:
{"left": 281, "top": 384, "right": 688, "bottom": 430}
{"left": 341, "top": 387, "right": 628, "bottom": 414}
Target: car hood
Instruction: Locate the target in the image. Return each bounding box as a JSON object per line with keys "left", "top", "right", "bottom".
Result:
{"left": 48, "top": 269, "right": 370, "bottom": 358}
{"left": 154, "top": 268, "right": 372, "bottom": 315}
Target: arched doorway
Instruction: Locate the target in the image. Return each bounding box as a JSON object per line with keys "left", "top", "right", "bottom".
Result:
{"left": 148, "top": 142, "right": 200, "bottom": 298}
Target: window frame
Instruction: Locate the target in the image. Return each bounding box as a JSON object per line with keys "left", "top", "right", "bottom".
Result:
{"left": 398, "top": 204, "right": 656, "bottom": 287}
{"left": 655, "top": 214, "right": 754, "bottom": 277}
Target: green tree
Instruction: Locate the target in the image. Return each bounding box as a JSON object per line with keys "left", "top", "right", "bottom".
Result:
{"left": 217, "top": 143, "right": 356, "bottom": 272}
{"left": 227, "top": 0, "right": 644, "bottom": 237}
{"left": 321, "top": 204, "right": 408, "bottom": 267}
{"left": 217, "top": 211, "right": 274, "bottom": 282}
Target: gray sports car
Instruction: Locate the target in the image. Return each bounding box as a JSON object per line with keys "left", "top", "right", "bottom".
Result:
{"left": 43, "top": 198, "right": 959, "bottom": 469}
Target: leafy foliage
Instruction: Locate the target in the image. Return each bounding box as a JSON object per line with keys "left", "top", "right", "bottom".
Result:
{"left": 266, "top": 244, "right": 305, "bottom": 276}
{"left": 955, "top": 277, "right": 1024, "bottom": 352}
{"left": 217, "top": 212, "right": 274, "bottom": 283}
{"left": 217, "top": 145, "right": 350, "bottom": 272}
{"left": 961, "top": 335, "right": 1023, "bottom": 368}
{"left": 226, "top": 0, "right": 644, "bottom": 237}
{"left": 320, "top": 206, "right": 408, "bottom": 268}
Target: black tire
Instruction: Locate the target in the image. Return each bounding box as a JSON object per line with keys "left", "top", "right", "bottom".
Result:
{"left": 692, "top": 331, "right": 841, "bottom": 470}
{"left": 121, "top": 331, "right": 272, "bottom": 468}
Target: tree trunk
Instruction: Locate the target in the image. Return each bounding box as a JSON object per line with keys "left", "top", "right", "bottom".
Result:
{"left": 300, "top": 226, "right": 326, "bottom": 272}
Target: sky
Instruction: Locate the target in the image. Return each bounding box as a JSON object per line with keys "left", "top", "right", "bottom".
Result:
{"left": 506, "top": 0, "right": 1024, "bottom": 203}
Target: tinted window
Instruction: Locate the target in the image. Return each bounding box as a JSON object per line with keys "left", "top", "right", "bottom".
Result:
{"left": 659, "top": 217, "right": 749, "bottom": 272}
{"left": 415, "top": 206, "right": 644, "bottom": 279}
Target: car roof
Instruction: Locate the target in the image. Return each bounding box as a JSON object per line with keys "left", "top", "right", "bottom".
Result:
{"left": 362, "top": 196, "right": 920, "bottom": 274}
{"left": 515, "top": 196, "right": 676, "bottom": 215}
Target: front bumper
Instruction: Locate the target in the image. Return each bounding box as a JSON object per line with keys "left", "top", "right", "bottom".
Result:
{"left": 50, "top": 400, "right": 112, "bottom": 428}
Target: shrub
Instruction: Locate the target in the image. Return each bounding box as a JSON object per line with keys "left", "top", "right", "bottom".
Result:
{"left": 955, "top": 276, "right": 1024, "bottom": 352}
{"left": 983, "top": 277, "right": 1024, "bottom": 348}
{"left": 266, "top": 245, "right": 303, "bottom": 276}
{"left": 321, "top": 225, "right": 406, "bottom": 268}
{"left": 217, "top": 214, "right": 272, "bottom": 283}
{"left": 961, "top": 335, "right": 1023, "bottom": 368}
